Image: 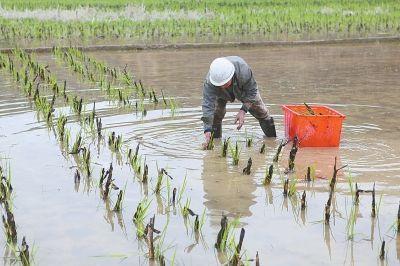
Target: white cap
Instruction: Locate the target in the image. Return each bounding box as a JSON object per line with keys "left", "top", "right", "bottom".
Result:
{"left": 209, "top": 57, "right": 235, "bottom": 86}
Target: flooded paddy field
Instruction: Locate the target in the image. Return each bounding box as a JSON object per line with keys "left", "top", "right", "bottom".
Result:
{"left": 0, "top": 41, "right": 399, "bottom": 265}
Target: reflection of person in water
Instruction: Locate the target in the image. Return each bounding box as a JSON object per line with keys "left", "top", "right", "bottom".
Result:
{"left": 201, "top": 150, "right": 257, "bottom": 226}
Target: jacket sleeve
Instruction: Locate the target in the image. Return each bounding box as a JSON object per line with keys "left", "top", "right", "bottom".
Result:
{"left": 201, "top": 80, "right": 217, "bottom": 132}
{"left": 238, "top": 62, "right": 258, "bottom": 112}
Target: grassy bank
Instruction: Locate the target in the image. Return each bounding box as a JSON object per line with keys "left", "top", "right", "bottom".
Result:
{"left": 0, "top": 0, "right": 399, "bottom": 44}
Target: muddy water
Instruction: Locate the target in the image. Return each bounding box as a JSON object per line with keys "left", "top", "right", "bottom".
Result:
{"left": 0, "top": 42, "right": 399, "bottom": 265}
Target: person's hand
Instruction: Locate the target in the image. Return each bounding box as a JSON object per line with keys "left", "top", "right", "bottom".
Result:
{"left": 202, "top": 132, "right": 212, "bottom": 150}
{"left": 234, "top": 110, "right": 246, "bottom": 130}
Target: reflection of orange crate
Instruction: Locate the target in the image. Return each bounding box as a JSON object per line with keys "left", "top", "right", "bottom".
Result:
{"left": 282, "top": 105, "right": 346, "bottom": 147}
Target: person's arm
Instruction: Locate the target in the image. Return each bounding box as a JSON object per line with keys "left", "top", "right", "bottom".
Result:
{"left": 238, "top": 62, "right": 258, "bottom": 111}
{"left": 201, "top": 79, "right": 217, "bottom": 133}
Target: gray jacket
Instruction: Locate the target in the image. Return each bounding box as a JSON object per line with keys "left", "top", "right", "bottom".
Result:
{"left": 201, "top": 56, "right": 258, "bottom": 132}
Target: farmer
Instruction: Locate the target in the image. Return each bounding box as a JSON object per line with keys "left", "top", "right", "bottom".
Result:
{"left": 201, "top": 56, "right": 276, "bottom": 149}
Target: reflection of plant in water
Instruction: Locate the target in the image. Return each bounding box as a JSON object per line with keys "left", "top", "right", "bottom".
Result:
{"left": 346, "top": 204, "right": 357, "bottom": 240}
{"left": 113, "top": 190, "right": 124, "bottom": 212}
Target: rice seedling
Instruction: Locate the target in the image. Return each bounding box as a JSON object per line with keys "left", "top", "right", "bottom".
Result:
{"left": 19, "top": 236, "right": 30, "bottom": 266}
{"left": 177, "top": 175, "right": 187, "bottom": 205}
{"left": 206, "top": 132, "right": 214, "bottom": 150}
{"left": 259, "top": 143, "right": 265, "bottom": 154}
{"left": 263, "top": 165, "right": 273, "bottom": 185}
{"left": 70, "top": 132, "right": 82, "bottom": 154}
{"left": 96, "top": 117, "right": 102, "bottom": 138}
{"left": 221, "top": 138, "right": 230, "bottom": 157}
{"left": 83, "top": 102, "right": 96, "bottom": 133}
{"left": 287, "top": 136, "right": 298, "bottom": 173}
{"left": 102, "top": 164, "right": 115, "bottom": 200}
{"left": 228, "top": 142, "right": 241, "bottom": 166}
{"left": 168, "top": 97, "right": 178, "bottom": 115}
{"left": 329, "top": 157, "right": 348, "bottom": 192}
{"left": 215, "top": 215, "right": 239, "bottom": 251}
{"left": 56, "top": 114, "right": 67, "bottom": 142}
{"left": 193, "top": 208, "right": 207, "bottom": 234}
{"left": 71, "top": 96, "right": 83, "bottom": 116}
{"left": 181, "top": 198, "right": 193, "bottom": 218}
{"left": 128, "top": 146, "right": 142, "bottom": 175}
{"left": 155, "top": 168, "right": 173, "bottom": 194}
{"left": 133, "top": 197, "right": 152, "bottom": 237}
{"left": 108, "top": 132, "right": 122, "bottom": 152}
{"left": 154, "top": 218, "right": 172, "bottom": 264}
{"left": 80, "top": 147, "right": 91, "bottom": 176}
{"left": 0, "top": 165, "right": 13, "bottom": 204}
{"left": 229, "top": 228, "right": 245, "bottom": 266}
{"left": 245, "top": 130, "right": 253, "bottom": 148}
{"left": 242, "top": 157, "right": 252, "bottom": 175}
{"left": 2, "top": 201, "right": 17, "bottom": 244}
{"left": 273, "top": 140, "right": 288, "bottom": 163}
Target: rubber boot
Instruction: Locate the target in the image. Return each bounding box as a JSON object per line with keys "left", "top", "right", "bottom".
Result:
{"left": 212, "top": 124, "right": 222, "bottom": 138}
{"left": 259, "top": 117, "right": 277, "bottom": 137}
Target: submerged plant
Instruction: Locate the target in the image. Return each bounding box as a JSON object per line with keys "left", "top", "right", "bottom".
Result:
{"left": 242, "top": 157, "right": 252, "bottom": 175}
{"left": 19, "top": 236, "right": 30, "bottom": 266}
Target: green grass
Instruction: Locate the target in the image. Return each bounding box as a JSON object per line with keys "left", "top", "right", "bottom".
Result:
{"left": 0, "top": 1, "right": 399, "bottom": 43}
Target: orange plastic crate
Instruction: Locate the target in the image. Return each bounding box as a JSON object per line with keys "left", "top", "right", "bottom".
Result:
{"left": 282, "top": 105, "right": 346, "bottom": 147}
